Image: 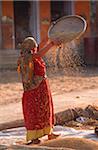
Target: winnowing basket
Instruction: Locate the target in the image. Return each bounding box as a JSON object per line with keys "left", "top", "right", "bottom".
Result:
{"left": 48, "top": 15, "right": 87, "bottom": 44}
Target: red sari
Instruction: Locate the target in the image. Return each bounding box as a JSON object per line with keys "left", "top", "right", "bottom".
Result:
{"left": 22, "top": 57, "right": 54, "bottom": 142}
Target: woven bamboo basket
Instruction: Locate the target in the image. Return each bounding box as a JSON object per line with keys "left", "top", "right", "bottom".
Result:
{"left": 48, "top": 15, "right": 87, "bottom": 44}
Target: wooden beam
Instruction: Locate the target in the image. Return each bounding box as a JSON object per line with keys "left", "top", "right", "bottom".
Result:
{"left": 0, "top": 119, "right": 24, "bottom": 131}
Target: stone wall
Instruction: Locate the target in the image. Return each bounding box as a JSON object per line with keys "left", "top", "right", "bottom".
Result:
{"left": 0, "top": 49, "right": 19, "bottom": 70}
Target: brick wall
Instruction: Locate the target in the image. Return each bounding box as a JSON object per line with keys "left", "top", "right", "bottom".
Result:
{"left": 39, "top": 1, "right": 51, "bottom": 41}
{"left": 74, "top": 1, "right": 91, "bottom": 37}
{"left": 2, "top": 0, "right": 14, "bottom": 49}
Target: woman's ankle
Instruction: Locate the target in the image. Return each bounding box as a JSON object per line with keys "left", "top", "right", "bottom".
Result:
{"left": 48, "top": 133, "right": 60, "bottom": 140}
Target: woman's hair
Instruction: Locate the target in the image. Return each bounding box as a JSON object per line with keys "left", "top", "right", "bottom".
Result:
{"left": 20, "top": 37, "right": 38, "bottom": 52}
{"left": 23, "top": 37, "right": 38, "bottom": 48}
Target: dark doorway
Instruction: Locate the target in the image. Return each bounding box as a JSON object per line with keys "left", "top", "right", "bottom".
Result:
{"left": 51, "top": 1, "right": 73, "bottom": 22}
{"left": 14, "top": 1, "right": 32, "bottom": 47}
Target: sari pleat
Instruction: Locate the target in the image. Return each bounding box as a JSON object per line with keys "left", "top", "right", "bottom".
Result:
{"left": 22, "top": 57, "right": 54, "bottom": 141}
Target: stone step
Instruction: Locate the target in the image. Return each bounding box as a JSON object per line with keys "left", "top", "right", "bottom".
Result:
{"left": 0, "top": 49, "right": 20, "bottom": 69}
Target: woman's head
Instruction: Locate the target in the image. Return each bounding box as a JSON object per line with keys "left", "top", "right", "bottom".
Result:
{"left": 22, "top": 37, "right": 38, "bottom": 50}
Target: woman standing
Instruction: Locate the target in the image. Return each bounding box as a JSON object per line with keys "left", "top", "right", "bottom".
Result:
{"left": 17, "top": 37, "right": 60, "bottom": 144}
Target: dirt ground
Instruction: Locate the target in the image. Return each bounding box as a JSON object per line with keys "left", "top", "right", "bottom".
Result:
{"left": 1, "top": 66, "right": 98, "bottom": 122}
{"left": 1, "top": 66, "right": 98, "bottom": 147}
{"left": 1, "top": 66, "right": 98, "bottom": 104}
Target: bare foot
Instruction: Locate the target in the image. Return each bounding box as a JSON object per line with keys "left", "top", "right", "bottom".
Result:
{"left": 26, "top": 139, "right": 41, "bottom": 145}
{"left": 95, "top": 127, "right": 98, "bottom": 136}
{"left": 48, "top": 133, "right": 60, "bottom": 140}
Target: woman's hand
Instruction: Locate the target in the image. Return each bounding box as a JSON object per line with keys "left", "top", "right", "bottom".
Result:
{"left": 51, "top": 39, "right": 62, "bottom": 46}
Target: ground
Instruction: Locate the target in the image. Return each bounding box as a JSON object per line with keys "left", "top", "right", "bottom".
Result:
{"left": 1, "top": 66, "right": 98, "bottom": 147}
{"left": 1, "top": 66, "right": 98, "bottom": 123}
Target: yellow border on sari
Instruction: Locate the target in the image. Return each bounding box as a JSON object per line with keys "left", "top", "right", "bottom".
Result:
{"left": 26, "top": 126, "right": 52, "bottom": 142}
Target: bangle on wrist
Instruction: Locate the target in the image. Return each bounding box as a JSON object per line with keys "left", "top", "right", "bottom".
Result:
{"left": 50, "top": 41, "right": 54, "bottom": 46}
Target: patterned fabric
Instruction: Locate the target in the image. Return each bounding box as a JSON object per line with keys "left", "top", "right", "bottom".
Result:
{"left": 22, "top": 56, "right": 54, "bottom": 141}
{"left": 17, "top": 54, "right": 34, "bottom": 91}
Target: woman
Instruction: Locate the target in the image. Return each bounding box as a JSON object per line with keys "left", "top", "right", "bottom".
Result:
{"left": 17, "top": 37, "right": 61, "bottom": 145}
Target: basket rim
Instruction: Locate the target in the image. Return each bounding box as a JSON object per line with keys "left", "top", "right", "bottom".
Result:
{"left": 48, "top": 15, "right": 87, "bottom": 41}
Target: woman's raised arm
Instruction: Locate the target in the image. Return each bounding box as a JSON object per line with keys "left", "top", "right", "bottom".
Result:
{"left": 33, "top": 38, "right": 61, "bottom": 58}
{"left": 32, "top": 39, "right": 54, "bottom": 58}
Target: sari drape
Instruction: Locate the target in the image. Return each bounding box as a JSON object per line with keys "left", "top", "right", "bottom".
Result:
{"left": 22, "top": 57, "right": 54, "bottom": 141}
